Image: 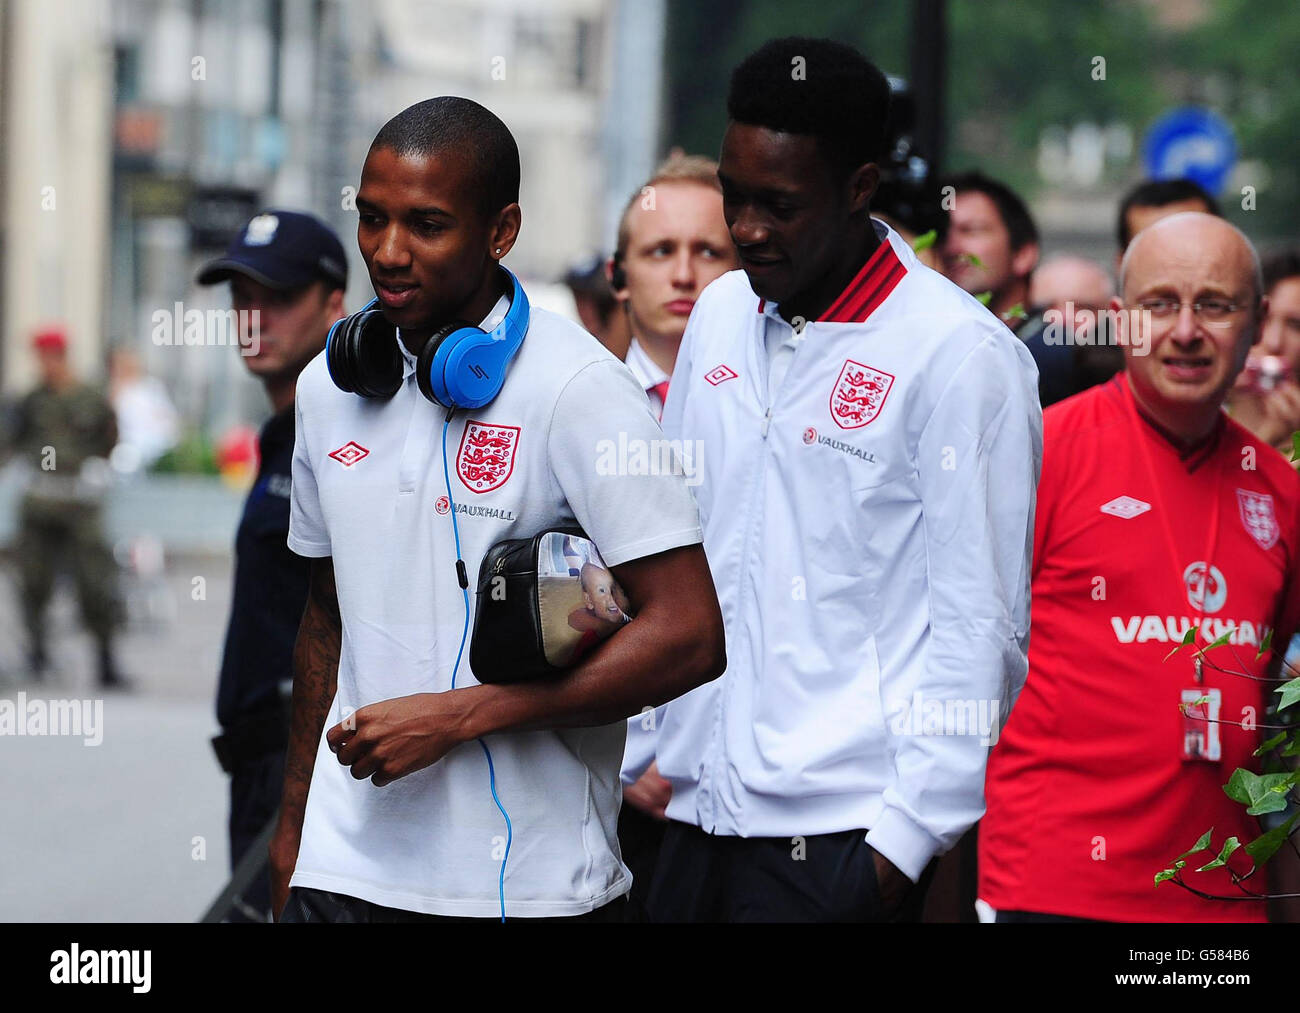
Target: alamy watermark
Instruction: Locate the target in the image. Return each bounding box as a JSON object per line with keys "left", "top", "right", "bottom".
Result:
{"left": 151, "top": 303, "right": 260, "bottom": 356}
{"left": 888, "top": 692, "right": 1003, "bottom": 746}
{"left": 1041, "top": 303, "right": 1152, "bottom": 356}
{"left": 0, "top": 692, "right": 103, "bottom": 746}
{"left": 50, "top": 944, "right": 150, "bottom": 992}
{"left": 595, "top": 434, "right": 704, "bottom": 487}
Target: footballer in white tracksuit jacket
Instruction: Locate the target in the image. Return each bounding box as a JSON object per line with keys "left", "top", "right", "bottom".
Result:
{"left": 642, "top": 219, "right": 1043, "bottom": 882}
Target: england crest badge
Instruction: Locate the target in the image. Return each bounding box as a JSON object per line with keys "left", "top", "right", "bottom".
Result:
{"left": 457, "top": 421, "right": 520, "bottom": 494}
{"left": 1236, "top": 488, "right": 1280, "bottom": 551}
{"left": 830, "top": 359, "right": 894, "bottom": 430}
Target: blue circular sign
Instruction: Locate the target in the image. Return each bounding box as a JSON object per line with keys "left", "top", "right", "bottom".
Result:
{"left": 1142, "top": 107, "right": 1237, "bottom": 195}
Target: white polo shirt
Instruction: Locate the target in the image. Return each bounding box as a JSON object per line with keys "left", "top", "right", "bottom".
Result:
{"left": 286, "top": 291, "right": 703, "bottom": 917}
{"left": 648, "top": 220, "right": 1042, "bottom": 882}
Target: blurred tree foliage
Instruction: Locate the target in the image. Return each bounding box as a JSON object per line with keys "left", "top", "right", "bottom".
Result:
{"left": 1178, "top": 0, "right": 1300, "bottom": 239}
{"left": 663, "top": 0, "right": 909, "bottom": 162}
{"left": 151, "top": 432, "right": 218, "bottom": 475}
{"left": 663, "top": 0, "right": 1297, "bottom": 239}
{"left": 943, "top": 0, "right": 1164, "bottom": 195}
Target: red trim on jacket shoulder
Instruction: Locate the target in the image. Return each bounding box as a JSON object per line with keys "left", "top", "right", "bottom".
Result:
{"left": 754, "top": 238, "right": 908, "bottom": 324}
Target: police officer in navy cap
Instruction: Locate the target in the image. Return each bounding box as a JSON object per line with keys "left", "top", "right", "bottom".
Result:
{"left": 198, "top": 209, "right": 347, "bottom": 921}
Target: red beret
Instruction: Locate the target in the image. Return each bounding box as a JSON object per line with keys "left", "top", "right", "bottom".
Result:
{"left": 32, "top": 327, "right": 68, "bottom": 352}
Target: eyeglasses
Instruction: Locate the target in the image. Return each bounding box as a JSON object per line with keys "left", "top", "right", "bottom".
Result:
{"left": 1133, "top": 298, "right": 1249, "bottom": 328}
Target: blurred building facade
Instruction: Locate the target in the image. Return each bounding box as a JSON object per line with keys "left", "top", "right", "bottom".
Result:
{"left": 0, "top": 0, "right": 114, "bottom": 395}
{"left": 1, "top": 0, "right": 664, "bottom": 443}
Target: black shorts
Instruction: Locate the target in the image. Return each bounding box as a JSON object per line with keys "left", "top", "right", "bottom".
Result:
{"left": 644, "top": 820, "right": 937, "bottom": 923}
{"left": 279, "top": 886, "right": 628, "bottom": 924}
{"left": 617, "top": 804, "right": 668, "bottom": 923}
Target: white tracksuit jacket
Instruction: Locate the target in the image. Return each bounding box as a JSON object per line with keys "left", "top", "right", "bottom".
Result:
{"left": 644, "top": 221, "right": 1043, "bottom": 881}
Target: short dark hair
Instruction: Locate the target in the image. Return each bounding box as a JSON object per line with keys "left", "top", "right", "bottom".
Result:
{"left": 370, "top": 96, "right": 520, "bottom": 218}
{"left": 944, "top": 171, "right": 1039, "bottom": 251}
{"left": 1116, "top": 178, "right": 1220, "bottom": 250}
{"left": 726, "top": 37, "right": 891, "bottom": 180}
{"left": 1262, "top": 248, "right": 1300, "bottom": 295}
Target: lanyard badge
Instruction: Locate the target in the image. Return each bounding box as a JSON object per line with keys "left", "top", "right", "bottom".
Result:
{"left": 1124, "top": 382, "right": 1227, "bottom": 763}
{"left": 1180, "top": 687, "right": 1223, "bottom": 762}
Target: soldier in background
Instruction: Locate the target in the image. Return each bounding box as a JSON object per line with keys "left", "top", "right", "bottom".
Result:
{"left": 7, "top": 327, "right": 124, "bottom": 687}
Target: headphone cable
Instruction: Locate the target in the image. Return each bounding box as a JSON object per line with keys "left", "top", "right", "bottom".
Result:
{"left": 441, "top": 409, "right": 513, "bottom": 922}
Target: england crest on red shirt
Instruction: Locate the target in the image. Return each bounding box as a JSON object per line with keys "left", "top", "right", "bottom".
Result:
{"left": 1236, "top": 489, "right": 1279, "bottom": 550}
{"left": 457, "top": 421, "right": 520, "bottom": 494}
{"left": 830, "top": 359, "right": 894, "bottom": 430}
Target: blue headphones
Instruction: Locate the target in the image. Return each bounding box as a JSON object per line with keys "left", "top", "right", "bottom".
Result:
{"left": 326, "top": 266, "right": 530, "bottom": 410}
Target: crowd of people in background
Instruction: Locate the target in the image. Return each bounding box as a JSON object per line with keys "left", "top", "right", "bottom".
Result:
{"left": 3, "top": 33, "right": 1298, "bottom": 925}
{"left": 562, "top": 159, "right": 1300, "bottom": 457}
{"left": 592, "top": 69, "right": 1299, "bottom": 923}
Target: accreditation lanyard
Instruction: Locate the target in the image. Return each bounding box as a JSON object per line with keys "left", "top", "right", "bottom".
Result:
{"left": 1124, "top": 383, "right": 1225, "bottom": 685}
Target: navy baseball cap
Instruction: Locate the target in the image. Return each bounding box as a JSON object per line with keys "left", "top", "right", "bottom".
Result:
{"left": 197, "top": 210, "right": 348, "bottom": 290}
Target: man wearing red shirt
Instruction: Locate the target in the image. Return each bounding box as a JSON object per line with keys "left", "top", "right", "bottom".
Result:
{"left": 980, "top": 213, "right": 1300, "bottom": 922}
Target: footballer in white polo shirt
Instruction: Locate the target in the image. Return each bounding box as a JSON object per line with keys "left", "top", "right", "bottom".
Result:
{"left": 269, "top": 96, "right": 725, "bottom": 922}
{"left": 637, "top": 38, "right": 1042, "bottom": 923}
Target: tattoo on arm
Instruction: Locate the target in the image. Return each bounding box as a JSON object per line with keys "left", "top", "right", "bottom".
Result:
{"left": 279, "top": 557, "right": 342, "bottom": 836}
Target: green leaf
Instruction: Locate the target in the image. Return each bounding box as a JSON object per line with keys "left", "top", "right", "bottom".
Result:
{"left": 1180, "top": 694, "right": 1211, "bottom": 715}
{"left": 1257, "top": 626, "right": 1274, "bottom": 661}
{"left": 1291, "top": 431, "right": 1300, "bottom": 464}
{"left": 1196, "top": 836, "right": 1241, "bottom": 872}
{"left": 1275, "top": 678, "right": 1300, "bottom": 711}
{"left": 1254, "top": 731, "right": 1289, "bottom": 756}
{"left": 1244, "top": 811, "right": 1300, "bottom": 863}
{"left": 961, "top": 252, "right": 985, "bottom": 269}
{"left": 1202, "top": 629, "right": 1235, "bottom": 653}
{"left": 975, "top": 290, "right": 993, "bottom": 306}
{"left": 1155, "top": 859, "right": 1187, "bottom": 887}
{"left": 1164, "top": 625, "right": 1199, "bottom": 662}
{"left": 1176, "top": 828, "right": 1214, "bottom": 860}
{"left": 1225, "top": 770, "right": 1297, "bottom": 815}
{"left": 1281, "top": 735, "right": 1300, "bottom": 758}
{"left": 1248, "top": 794, "right": 1289, "bottom": 817}
{"left": 1224, "top": 769, "right": 1253, "bottom": 804}
{"left": 911, "top": 229, "right": 937, "bottom": 253}
{"left": 1001, "top": 303, "right": 1026, "bottom": 322}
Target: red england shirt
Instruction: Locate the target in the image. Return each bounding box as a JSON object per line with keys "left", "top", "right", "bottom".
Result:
{"left": 980, "top": 374, "right": 1300, "bottom": 922}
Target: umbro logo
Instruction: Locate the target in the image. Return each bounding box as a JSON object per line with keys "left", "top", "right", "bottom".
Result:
{"left": 1099, "top": 495, "right": 1150, "bottom": 519}
{"left": 704, "top": 364, "right": 738, "bottom": 386}
{"left": 328, "top": 441, "right": 370, "bottom": 468}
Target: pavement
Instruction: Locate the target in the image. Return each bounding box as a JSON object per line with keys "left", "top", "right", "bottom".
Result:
{"left": 0, "top": 552, "right": 241, "bottom": 922}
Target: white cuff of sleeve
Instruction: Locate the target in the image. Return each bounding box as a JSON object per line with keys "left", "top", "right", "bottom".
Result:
{"left": 620, "top": 713, "right": 660, "bottom": 787}
{"left": 865, "top": 806, "right": 944, "bottom": 884}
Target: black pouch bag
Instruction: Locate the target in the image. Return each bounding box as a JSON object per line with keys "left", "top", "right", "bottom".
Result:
{"left": 470, "top": 530, "right": 633, "bottom": 684}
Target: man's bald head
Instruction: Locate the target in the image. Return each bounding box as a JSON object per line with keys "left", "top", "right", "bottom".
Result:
{"left": 1119, "top": 212, "right": 1262, "bottom": 302}
{"left": 1030, "top": 255, "right": 1114, "bottom": 314}
{"left": 1114, "top": 211, "right": 1269, "bottom": 441}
